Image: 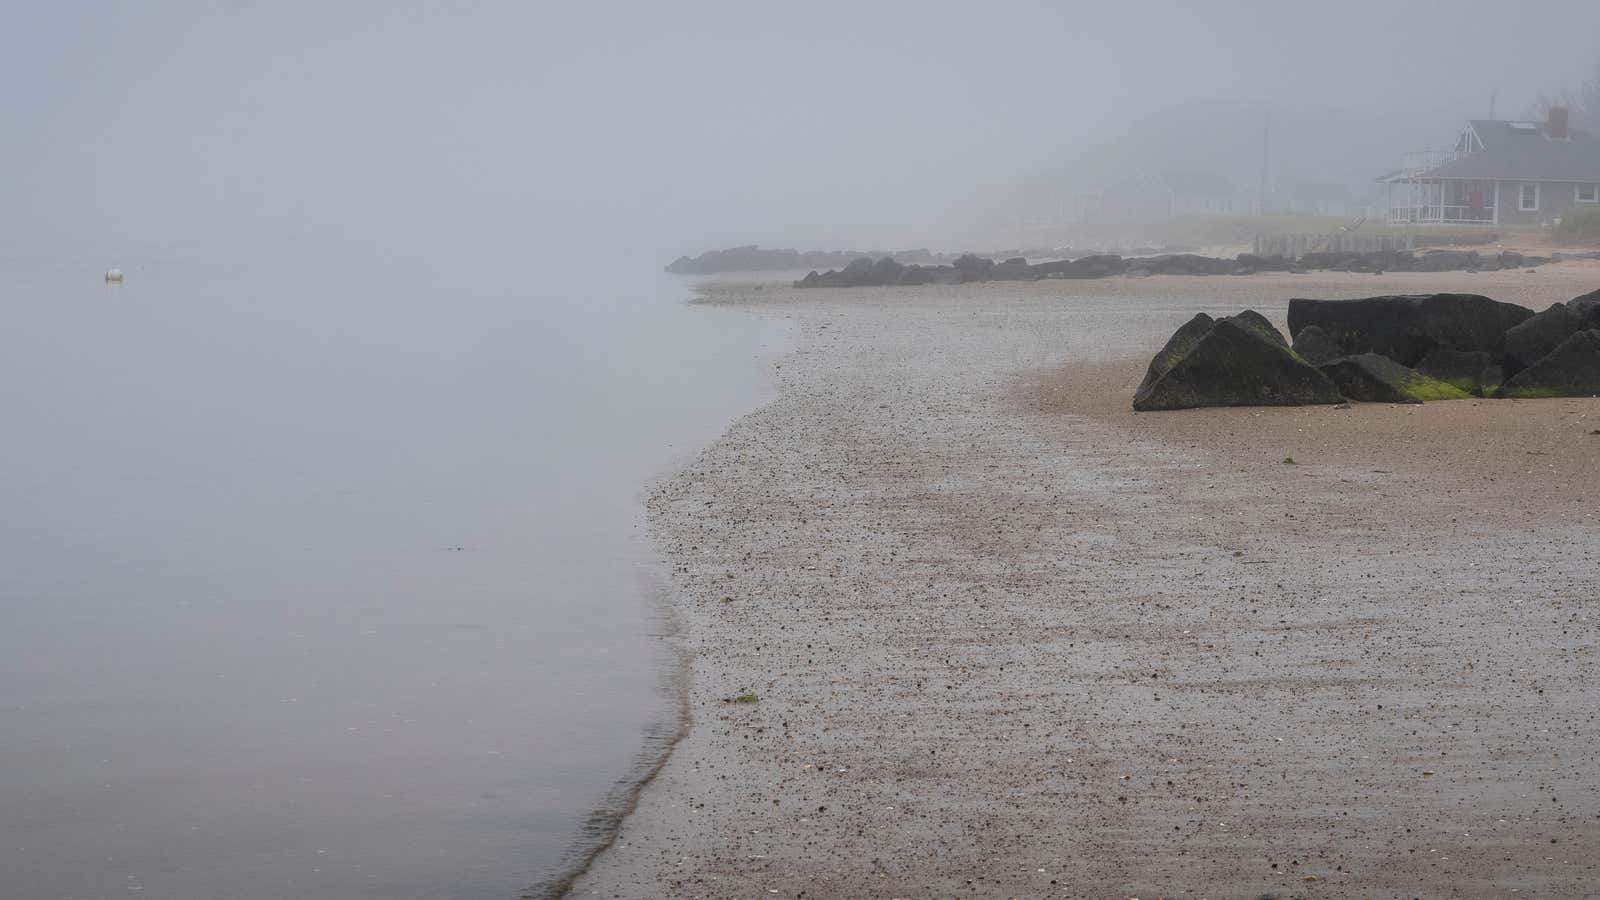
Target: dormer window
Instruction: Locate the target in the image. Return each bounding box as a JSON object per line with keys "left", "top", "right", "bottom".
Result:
{"left": 1577, "top": 184, "right": 1598, "bottom": 203}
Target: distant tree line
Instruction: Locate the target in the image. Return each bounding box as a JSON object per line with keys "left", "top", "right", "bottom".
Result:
{"left": 1533, "top": 62, "right": 1600, "bottom": 132}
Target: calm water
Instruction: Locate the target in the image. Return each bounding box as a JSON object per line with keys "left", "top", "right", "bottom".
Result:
{"left": 0, "top": 255, "right": 786, "bottom": 899}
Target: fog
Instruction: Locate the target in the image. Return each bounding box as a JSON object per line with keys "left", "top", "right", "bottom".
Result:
{"left": 5, "top": 1, "right": 1599, "bottom": 264}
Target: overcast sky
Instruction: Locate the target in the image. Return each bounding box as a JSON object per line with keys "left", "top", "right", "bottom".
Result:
{"left": 5, "top": 1, "right": 1599, "bottom": 261}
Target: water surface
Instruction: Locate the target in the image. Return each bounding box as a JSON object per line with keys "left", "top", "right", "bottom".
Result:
{"left": 0, "top": 254, "right": 786, "bottom": 899}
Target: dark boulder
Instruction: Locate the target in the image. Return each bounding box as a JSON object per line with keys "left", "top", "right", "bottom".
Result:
{"left": 1286, "top": 294, "right": 1535, "bottom": 366}
{"left": 868, "top": 257, "right": 906, "bottom": 285}
{"left": 795, "top": 257, "right": 898, "bottom": 288}
{"left": 1411, "top": 250, "right": 1482, "bottom": 272}
{"left": 1032, "top": 254, "right": 1126, "bottom": 279}
{"left": 1503, "top": 303, "right": 1582, "bottom": 375}
{"left": 991, "top": 257, "right": 1034, "bottom": 281}
{"left": 1415, "top": 347, "right": 1496, "bottom": 396}
{"left": 1479, "top": 364, "right": 1505, "bottom": 396}
{"left": 835, "top": 257, "right": 876, "bottom": 285}
{"left": 1230, "top": 309, "right": 1288, "bottom": 345}
{"left": 1568, "top": 288, "right": 1600, "bottom": 328}
{"left": 952, "top": 253, "right": 995, "bottom": 277}
{"left": 1234, "top": 253, "right": 1292, "bottom": 272}
{"left": 1133, "top": 312, "right": 1343, "bottom": 411}
{"left": 1135, "top": 313, "right": 1213, "bottom": 400}
{"left": 1495, "top": 329, "right": 1600, "bottom": 398}
{"left": 1318, "top": 353, "right": 1472, "bottom": 403}
{"left": 1291, "top": 325, "right": 1345, "bottom": 365}
{"left": 1138, "top": 254, "right": 1235, "bottom": 276}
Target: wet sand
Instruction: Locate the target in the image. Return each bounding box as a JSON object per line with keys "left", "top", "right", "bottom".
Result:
{"left": 572, "top": 265, "right": 1600, "bottom": 899}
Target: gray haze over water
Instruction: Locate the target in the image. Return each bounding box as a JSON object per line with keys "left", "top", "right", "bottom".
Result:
{"left": 0, "top": 256, "right": 786, "bottom": 898}
{"left": 4, "top": 2, "right": 1600, "bottom": 898}
{"left": 6, "top": 2, "right": 1599, "bottom": 260}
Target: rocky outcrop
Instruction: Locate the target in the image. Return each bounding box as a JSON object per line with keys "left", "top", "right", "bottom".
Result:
{"left": 1503, "top": 303, "right": 1583, "bottom": 375}
{"left": 1029, "top": 255, "right": 1127, "bottom": 279}
{"left": 1133, "top": 312, "right": 1342, "bottom": 411}
{"left": 1414, "top": 347, "right": 1497, "bottom": 396}
{"left": 1290, "top": 325, "right": 1344, "bottom": 365}
{"left": 1495, "top": 330, "right": 1600, "bottom": 398}
{"left": 1135, "top": 313, "right": 1214, "bottom": 399}
{"left": 796, "top": 257, "right": 970, "bottom": 288}
{"left": 1133, "top": 291, "right": 1595, "bottom": 409}
{"left": 1286, "top": 294, "right": 1535, "bottom": 366}
{"left": 1317, "top": 353, "right": 1472, "bottom": 404}
{"left": 684, "top": 246, "right": 1570, "bottom": 284}
{"left": 1567, "top": 288, "right": 1600, "bottom": 328}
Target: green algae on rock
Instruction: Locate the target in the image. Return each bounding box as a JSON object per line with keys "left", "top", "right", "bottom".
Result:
{"left": 1318, "top": 353, "right": 1472, "bottom": 404}
{"left": 1414, "top": 347, "right": 1496, "bottom": 396}
{"left": 1134, "top": 312, "right": 1343, "bottom": 411}
{"left": 1495, "top": 329, "right": 1600, "bottom": 398}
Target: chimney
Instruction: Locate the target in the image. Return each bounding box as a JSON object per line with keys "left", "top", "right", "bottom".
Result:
{"left": 1549, "top": 105, "right": 1570, "bottom": 139}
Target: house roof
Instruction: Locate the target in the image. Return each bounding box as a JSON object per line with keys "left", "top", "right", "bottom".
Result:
{"left": 1422, "top": 119, "right": 1600, "bottom": 181}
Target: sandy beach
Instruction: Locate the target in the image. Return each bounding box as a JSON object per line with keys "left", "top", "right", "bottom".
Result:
{"left": 571, "top": 265, "right": 1600, "bottom": 899}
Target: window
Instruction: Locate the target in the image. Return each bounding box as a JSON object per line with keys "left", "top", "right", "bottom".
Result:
{"left": 1577, "top": 184, "right": 1599, "bottom": 203}
{"left": 1520, "top": 183, "right": 1540, "bottom": 211}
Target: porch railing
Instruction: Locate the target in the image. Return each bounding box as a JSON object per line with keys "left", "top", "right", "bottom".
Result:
{"left": 1387, "top": 204, "right": 1495, "bottom": 225}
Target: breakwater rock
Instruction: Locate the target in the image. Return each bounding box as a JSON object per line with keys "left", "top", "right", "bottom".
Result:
{"left": 792, "top": 249, "right": 1591, "bottom": 288}
{"left": 1136, "top": 290, "right": 1600, "bottom": 410}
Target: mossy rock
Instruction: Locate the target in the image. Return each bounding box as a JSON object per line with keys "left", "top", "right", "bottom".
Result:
{"left": 1291, "top": 324, "right": 1344, "bottom": 366}
{"left": 1495, "top": 329, "right": 1600, "bottom": 398}
{"left": 1287, "top": 293, "right": 1534, "bottom": 366}
{"left": 1136, "top": 312, "right": 1213, "bottom": 400}
{"left": 1415, "top": 347, "right": 1495, "bottom": 396}
{"left": 1318, "top": 353, "right": 1472, "bottom": 403}
{"left": 1503, "top": 302, "right": 1582, "bottom": 376}
{"left": 1568, "top": 288, "right": 1600, "bottom": 329}
{"left": 1230, "top": 309, "right": 1288, "bottom": 346}
{"left": 1478, "top": 364, "right": 1504, "bottom": 397}
{"left": 1134, "top": 312, "right": 1342, "bottom": 411}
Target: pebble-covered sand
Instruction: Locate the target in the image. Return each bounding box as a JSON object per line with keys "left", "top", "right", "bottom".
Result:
{"left": 571, "top": 266, "right": 1600, "bottom": 899}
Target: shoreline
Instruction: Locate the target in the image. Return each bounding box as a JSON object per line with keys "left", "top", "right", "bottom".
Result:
{"left": 525, "top": 289, "right": 794, "bottom": 900}
{"left": 570, "top": 266, "right": 1599, "bottom": 898}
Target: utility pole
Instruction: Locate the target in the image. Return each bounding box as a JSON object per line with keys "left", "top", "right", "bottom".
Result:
{"left": 1489, "top": 88, "right": 1497, "bottom": 119}
{"left": 1258, "top": 111, "right": 1270, "bottom": 217}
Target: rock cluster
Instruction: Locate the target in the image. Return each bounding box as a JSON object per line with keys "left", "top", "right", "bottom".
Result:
{"left": 1133, "top": 311, "right": 1342, "bottom": 411}
{"left": 1136, "top": 291, "right": 1600, "bottom": 410}
{"left": 791, "top": 249, "right": 1598, "bottom": 288}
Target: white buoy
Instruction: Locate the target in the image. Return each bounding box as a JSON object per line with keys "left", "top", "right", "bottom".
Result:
{"left": 105, "top": 268, "right": 123, "bottom": 283}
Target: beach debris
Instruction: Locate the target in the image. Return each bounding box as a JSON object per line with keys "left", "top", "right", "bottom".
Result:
{"left": 1133, "top": 311, "right": 1342, "bottom": 411}
{"left": 1281, "top": 456, "right": 1296, "bottom": 465}
{"left": 726, "top": 693, "right": 760, "bottom": 704}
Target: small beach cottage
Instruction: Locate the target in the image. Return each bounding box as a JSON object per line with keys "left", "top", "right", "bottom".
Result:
{"left": 1380, "top": 106, "right": 1600, "bottom": 226}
